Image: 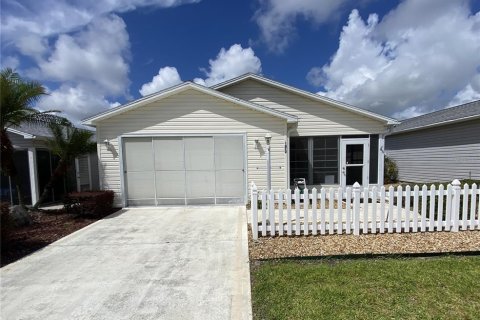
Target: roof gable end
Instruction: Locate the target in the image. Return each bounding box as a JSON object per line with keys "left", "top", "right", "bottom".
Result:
{"left": 82, "top": 81, "right": 297, "bottom": 126}
{"left": 212, "top": 73, "right": 399, "bottom": 125}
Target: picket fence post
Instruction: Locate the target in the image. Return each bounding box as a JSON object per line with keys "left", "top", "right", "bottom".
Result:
{"left": 353, "top": 182, "right": 361, "bottom": 235}
{"left": 251, "top": 182, "right": 258, "bottom": 240}
{"left": 451, "top": 179, "right": 461, "bottom": 232}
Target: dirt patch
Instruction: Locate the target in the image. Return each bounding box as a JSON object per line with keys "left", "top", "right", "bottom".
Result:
{"left": 249, "top": 229, "right": 480, "bottom": 260}
{"left": 1, "top": 208, "right": 119, "bottom": 267}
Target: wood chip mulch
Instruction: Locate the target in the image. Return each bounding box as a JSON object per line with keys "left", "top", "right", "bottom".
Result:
{"left": 249, "top": 229, "right": 480, "bottom": 260}
{"left": 1, "top": 208, "right": 119, "bottom": 267}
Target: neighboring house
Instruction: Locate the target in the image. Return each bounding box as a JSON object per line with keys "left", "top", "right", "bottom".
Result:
{"left": 1, "top": 124, "right": 99, "bottom": 205}
{"left": 82, "top": 73, "right": 398, "bottom": 207}
{"left": 385, "top": 100, "right": 480, "bottom": 183}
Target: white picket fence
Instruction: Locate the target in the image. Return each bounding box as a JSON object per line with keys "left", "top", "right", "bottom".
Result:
{"left": 250, "top": 180, "right": 480, "bottom": 240}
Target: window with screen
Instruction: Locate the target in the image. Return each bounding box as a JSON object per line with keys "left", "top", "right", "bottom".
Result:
{"left": 290, "top": 136, "right": 339, "bottom": 186}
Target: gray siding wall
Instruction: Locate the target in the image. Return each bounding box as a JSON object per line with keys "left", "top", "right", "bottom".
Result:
{"left": 385, "top": 118, "right": 480, "bottom": 183}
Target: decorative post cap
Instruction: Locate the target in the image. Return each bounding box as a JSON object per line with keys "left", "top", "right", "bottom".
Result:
{"left": 451, "top": 179, "right": 461, "bottom": 187}
{"left": 352, "top": 182, "right": 361, "bottom": 188}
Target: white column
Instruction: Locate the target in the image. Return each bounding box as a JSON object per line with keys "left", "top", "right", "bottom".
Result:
{"left": 27, "top": 148, "right": 39, "bottom": 205}
{"left": 378, "top": 134, "right": 385, "bottom": 186}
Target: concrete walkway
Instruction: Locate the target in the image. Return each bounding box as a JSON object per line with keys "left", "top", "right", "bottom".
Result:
{"left": 1, "top": 207, "right": 252, "bottom": 320}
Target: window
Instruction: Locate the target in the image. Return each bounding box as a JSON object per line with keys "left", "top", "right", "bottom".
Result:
{"left": 290, "top": 136, "right": 339, "bottom": 186}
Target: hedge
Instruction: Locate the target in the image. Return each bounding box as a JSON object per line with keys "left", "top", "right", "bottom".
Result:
{"left": 64, "top": 190, "right": 114, "bottom": 217}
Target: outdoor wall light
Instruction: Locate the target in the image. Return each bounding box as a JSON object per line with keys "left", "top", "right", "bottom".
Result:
{"left": 104, "top": 139, "right": 110, "bottom": 147}
{"left": 264, "top": 133, "right": 272, "bottom": 145}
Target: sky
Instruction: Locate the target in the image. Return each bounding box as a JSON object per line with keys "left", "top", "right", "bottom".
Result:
{"left": 1, "top": 0, "right": 480, "bottom": 124}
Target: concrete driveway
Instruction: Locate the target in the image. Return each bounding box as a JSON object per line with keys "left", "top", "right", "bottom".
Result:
{"left": 1, "top": 206, "right": 251, "bottom": 320}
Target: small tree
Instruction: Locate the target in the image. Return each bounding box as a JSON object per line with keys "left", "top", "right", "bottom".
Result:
{"left": 1, "top": 68, "right": 61, "bottom": 206}
{"left": 33, "top": 122, "right": 96, "bottom": 209}
{"left": 384, "top": 156, "right": 399, "bottom": 184}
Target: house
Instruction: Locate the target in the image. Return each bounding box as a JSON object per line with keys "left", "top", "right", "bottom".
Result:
{"left": 385, "top": 100, "right": 480, "bottom": 183}
{"left": 82, "top": 73, "right": 398, "bottom": 207}
{"left": 1, "top": 124, "right": 99, "bottom": 206}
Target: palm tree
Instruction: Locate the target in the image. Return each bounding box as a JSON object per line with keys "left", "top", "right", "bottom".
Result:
{"left": 33, "top": 122, "right": 96, "bottom": 209}
{"left": 1, "top": 68, "right": 62, "bottom": 206}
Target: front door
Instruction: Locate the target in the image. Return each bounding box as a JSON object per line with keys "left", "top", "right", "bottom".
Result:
{"left": 340, "top": 139, "right": 369, "bottom": 188}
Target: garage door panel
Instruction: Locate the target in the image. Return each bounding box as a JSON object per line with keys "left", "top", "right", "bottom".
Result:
{"left": 126, "top": 171, "right": 155, "bottom": 200}
{"left": 186, "top": 170, "right": 215, "bottom": 198}
{"left": 124, "top": 138, "right": 153, "bottom": 172}
{"left": 153, "top": 138, "right": 184, "bottom": 170}
{"left": 155, "top": 171, "right": 185, "bottom": 198}
{"left": 214, "top": 136, "right": 244, "bottom": 170}
{"left": 215, "top": 170, "right": 244, "bottom": 197}
{"left": 185, "top": 137, "right": 214, "bottom": 170}
{"left": 123, "top": 135, "right": 245, "bottom": 206}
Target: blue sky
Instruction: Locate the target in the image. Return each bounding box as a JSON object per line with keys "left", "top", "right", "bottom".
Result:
{"left": 1, "top": 0, "right": 480, "bottom": 123}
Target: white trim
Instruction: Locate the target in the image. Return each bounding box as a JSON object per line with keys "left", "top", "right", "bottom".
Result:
{"left": 340, "top": 138, "right": 370, "bottom": 188}
{"left": 27, "top": 148, "right": 39, "bottom": 205}
{"left": 82, "top": 82, "right": 297, "bottom": 126}
{"left": 118, "top": 135, "right": 127, "bottom": 207}
{"left": 212, "top": 73, "right": 399, "bottom": 125}
{"left": 388, "top": 114, "right": 480, "bottom": 135}
{"left": 7, "top": 128, "right": 36, "bottom": 139}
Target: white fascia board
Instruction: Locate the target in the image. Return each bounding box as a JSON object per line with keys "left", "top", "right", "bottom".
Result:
{"left": 6, "top": 128, "right": 36, "bottom": 139}
{"left": 212, "top": 73, "right": 399, "bottom": 125}
{"left": 82, "top": 82, "right": 297, "bottom": 126}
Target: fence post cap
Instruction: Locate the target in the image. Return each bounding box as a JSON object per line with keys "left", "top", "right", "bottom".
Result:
{"left": 352, "top": 182, "right": 361, "bottom": 188}
{"left": 451, "top": 179, "right": 461, "bottom": 188}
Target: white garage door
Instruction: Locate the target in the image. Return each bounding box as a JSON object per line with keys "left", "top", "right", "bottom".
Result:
{"left": 122, "top": 135, "right": 246, "bottom": 206}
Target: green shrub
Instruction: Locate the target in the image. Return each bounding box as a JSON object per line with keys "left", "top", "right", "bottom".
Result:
{"left": 64, "top": 190, "right": 114, "bottom": 217}
{"left": 384, "top": 156, "right": 399, "bottom": 183}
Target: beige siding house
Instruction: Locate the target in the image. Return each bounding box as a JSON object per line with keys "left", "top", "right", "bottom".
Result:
{"left": 83, "top": 73, "right": 397, "bottom": 207}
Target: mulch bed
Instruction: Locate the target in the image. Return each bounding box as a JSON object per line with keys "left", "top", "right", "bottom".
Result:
{"left": 249, "top": 229, "right": 480, "bottom": 260}
{"left": 1, "top": 208, "right": 119, "bottom": 267}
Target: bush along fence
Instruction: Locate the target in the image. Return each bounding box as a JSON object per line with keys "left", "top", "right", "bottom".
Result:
{"left": 249, "top": 180, "right": 479, "bottom": 240}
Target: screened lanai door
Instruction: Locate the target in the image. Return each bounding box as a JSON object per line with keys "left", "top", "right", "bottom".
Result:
{"left": 122, "top": 135, "right": 245, "bottom": 206}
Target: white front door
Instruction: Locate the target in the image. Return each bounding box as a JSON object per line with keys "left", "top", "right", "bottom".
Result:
{"left": 340, "top": 138, "right": 369, "bottom": 188}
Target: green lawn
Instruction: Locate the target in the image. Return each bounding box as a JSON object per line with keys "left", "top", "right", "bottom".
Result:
{"left": 251, "top": 255, "right": 480, "bottom": 319}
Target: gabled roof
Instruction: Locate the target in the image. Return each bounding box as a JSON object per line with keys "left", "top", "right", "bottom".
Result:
{"left": 82, "top": 81, "right": 298, "bottom": 126}
{"left": 212, "top": 73, "right": 399, "bottom": 125}
{"left": 390, "top": 100, "right": 480, "bottom": 134}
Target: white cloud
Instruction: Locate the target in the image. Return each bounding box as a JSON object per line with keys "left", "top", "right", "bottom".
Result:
{"left": 1, "top": 0, "right": 200, "bottom": 123}
{"left": 254, "top": 0, "right": 349, "bottom": 52}
{"left": 37, "top": 84, "right": 117, "bottom": 125}
{"left": 139, "top": 66, "right": 182, "bottom": 96}
{"left": 1, "top": 55, "right": 20, "bottom": 69}
{"left": 1, "top": 0, "right": 200, "bottom": 44}
{"left": 38, "top": 15, "right": 130, "bottom": 96}
{"left": 308, "top": 0, "right": 480, "bottom": 118}
{"left": 195, "top": 44, "right": 262, "bottom": 86}
{"left": 449, "top": 74, "right": 480, "bottom": 106}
